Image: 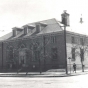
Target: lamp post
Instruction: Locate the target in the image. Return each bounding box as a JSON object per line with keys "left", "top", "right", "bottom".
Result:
{"left": 68, "top": 57, "right": 71, "bottom": 74}
{"left": 61, "top": 10, "right": 70, "bottom": 74}
{"left": 39, "top": 57, "right": 42, "bottom": 74}
{"left": 79, "top": 14, "right": 84, "bottom": 72}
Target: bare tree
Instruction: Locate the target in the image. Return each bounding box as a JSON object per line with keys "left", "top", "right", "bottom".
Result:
{"left": 71, "top": 36, "right": 88, "bottom": 72}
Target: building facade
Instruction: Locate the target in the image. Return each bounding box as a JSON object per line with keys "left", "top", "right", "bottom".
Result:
{"left": 66, "top": 31, "right": 88, "bottom": 71}
{"left": 0, "top": 18, "right": 88, "bottom": 72}
{"left": 0, "top": 19, "right": 66, "bottom": 72}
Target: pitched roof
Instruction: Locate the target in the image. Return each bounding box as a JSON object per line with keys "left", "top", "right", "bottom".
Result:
{"left": 0, "top": 18, "right": 63, "bottom": 41}
{"left": 0, "top": 32, "right": 12, "bottom": 41}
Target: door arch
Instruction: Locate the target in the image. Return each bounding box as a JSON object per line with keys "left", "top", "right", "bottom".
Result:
{"left": 19, "top": 44, "right": 27, "bottom": 67}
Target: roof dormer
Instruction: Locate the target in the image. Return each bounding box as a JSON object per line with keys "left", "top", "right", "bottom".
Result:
{"left": 23, "top": 25, "right": 35, "bottom": 35}
{"left": 35, "top": 22, "right": 47, "bottom": 33}
{"left": 12, "top": 27, "right": 23, "bottom": 37}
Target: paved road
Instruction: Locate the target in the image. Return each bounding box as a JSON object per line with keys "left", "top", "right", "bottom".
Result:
{"left": 0, "top": 74, "right": 88, "bottom": 88}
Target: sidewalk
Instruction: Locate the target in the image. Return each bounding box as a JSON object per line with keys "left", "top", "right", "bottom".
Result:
{"left": 0, "top": 70, "right": 88, "bottom": 77}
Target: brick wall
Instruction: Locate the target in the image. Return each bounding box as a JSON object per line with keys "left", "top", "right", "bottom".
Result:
{"left": 1, "top": 31, "right": 66, "bottom": 71}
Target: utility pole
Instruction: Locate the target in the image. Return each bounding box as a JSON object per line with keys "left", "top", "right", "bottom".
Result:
{"left": 61, "top": 10, "right": 70, "bottom": 74}
{"left": 63, "top": 25, "right": 68, "bottom": 74}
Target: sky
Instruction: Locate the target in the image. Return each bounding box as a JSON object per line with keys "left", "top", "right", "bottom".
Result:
{"left": 0, "top": 0, "right": 88, "bottom": 37}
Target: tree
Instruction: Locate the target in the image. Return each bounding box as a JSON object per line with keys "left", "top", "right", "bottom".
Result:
{"left": 71, "top": 36, "right": 88, "bottom": 72}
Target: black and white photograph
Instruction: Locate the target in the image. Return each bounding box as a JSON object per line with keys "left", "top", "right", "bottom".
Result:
{"left": 0, "top": 0, "right": 88, "bottom": 88}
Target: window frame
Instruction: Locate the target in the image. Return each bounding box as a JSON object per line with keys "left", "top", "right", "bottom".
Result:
{"left": 71, "top": 48, "right": 75, "bottom": 61}
{"left": 71, "top": 36, "right": 75, "bottom": 44}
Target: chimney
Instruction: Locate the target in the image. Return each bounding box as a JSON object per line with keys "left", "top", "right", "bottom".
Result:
{"left": 12, "top": 27, "right": 17, "bottom": 37}
{"left": 36, "top": 23, "right": 41, "bottom": 33}
{"left": 24, "top": 26, "right": 28, "bottom": 35}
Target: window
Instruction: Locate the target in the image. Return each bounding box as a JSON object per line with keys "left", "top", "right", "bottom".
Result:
{"left": 80, "top": 38, "right": 84, "bottom": 45}
{"left": 20, "top": 44, "right": 26, "bottom": 48}
{"left": 71, "top": 36, "right": 75, "bottom": 43}
{"left": 71, "top": 48, "right": 75, "bottom": 61}
{"left": 80, "top": 48, "right": 84, "bottom": 61}
{"left": 51, "top": 36, "right": 57, "bottom": 43}
{"left": 34, "top": 51, "right": 40, "bottom": 61}
{"left": 33, "top": 45, "right": 40, "bottom": 61}
{"left": 8, "top": 46, "right": 13, "bottom": 61}
{"left": 51, "top": 48, "right": 58, "bottom": 60}
{"left": 21, "top": 56, "right": 25, "bottom": 64}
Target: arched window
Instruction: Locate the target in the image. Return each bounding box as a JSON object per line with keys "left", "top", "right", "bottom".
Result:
{"left": 32, "top": 42, "right": 40, "bottom": 61}
{"left": 20, "top": 44, "right": 26, "bottom": 49}
{"left": 19, "top": 44, "right": 26, "bottom": 66}
{"left": 6, "top": 46, "right": 14, "bottom": 68}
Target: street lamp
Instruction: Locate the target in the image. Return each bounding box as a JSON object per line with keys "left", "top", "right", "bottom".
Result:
{"left": 79, "top": 14, "right": 84, "bottom": 72}
{"left": 61, "top": 10, "right": 70, "bottom": 26}
{"left": 61, "top": 10, "right": 70, "bottom": 74}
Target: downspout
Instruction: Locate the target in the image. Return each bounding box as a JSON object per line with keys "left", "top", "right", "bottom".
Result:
{"left": 2, "top": 42, "right": 3, "bottom": 69}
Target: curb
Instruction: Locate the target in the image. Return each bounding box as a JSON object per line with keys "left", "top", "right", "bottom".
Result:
{"left": 0, "top": 72, "right": 88, "bottom": 77}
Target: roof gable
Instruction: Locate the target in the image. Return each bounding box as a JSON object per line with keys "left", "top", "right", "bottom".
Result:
{"left": 0, "top": 18, "right": 63, "bottom": 40}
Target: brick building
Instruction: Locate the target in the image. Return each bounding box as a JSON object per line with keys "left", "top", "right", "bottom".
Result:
{"left": 66, "top": 31, "right": 88, "bottom": 71}
{"left": 0, "top": 18, "right": 88, "bottom": 72}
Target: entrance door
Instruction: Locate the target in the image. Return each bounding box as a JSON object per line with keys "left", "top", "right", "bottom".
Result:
{"left": 19, "top": 49, "right": 26, "bottom": 67}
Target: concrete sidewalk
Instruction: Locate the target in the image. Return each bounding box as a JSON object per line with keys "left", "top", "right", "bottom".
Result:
{"left": 0, "top": 70, "right": 88, "bottom": 77}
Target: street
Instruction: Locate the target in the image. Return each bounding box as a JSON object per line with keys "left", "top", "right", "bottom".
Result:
{"left": 0, "top": 74, "right": 88, "bottom": 88}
